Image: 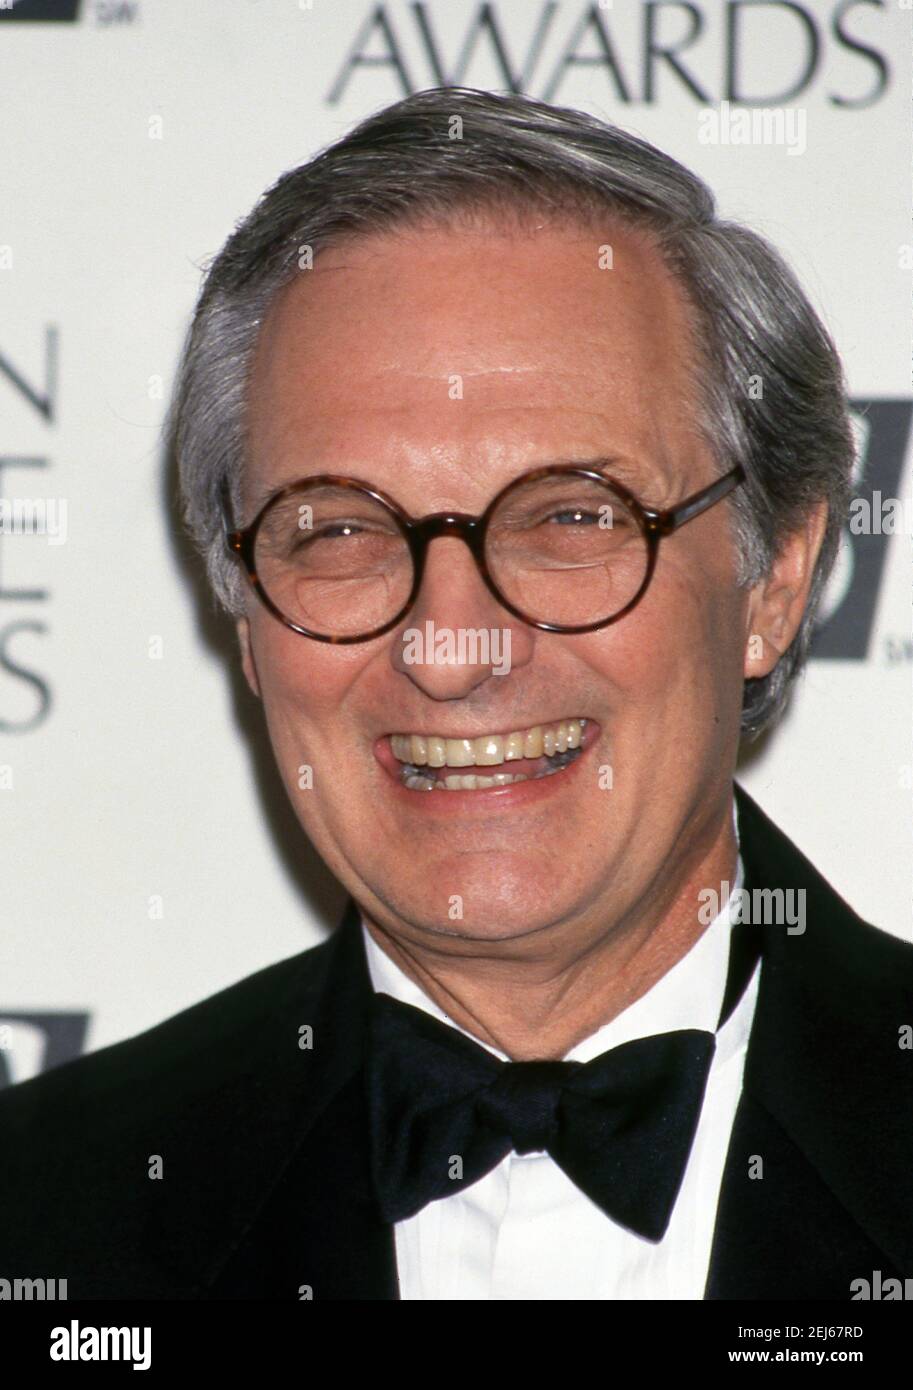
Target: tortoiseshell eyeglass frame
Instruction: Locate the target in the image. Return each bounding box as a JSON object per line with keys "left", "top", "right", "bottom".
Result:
{"left": 220, "top": 461, "right": 746, "bottom": 643}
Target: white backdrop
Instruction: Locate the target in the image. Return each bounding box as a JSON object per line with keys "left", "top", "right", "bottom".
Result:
{"left": 1, "top": 0, "right": 910, "bottom": 1083}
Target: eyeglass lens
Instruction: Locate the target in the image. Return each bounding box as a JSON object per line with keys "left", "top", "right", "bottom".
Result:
{"left": 252, "top": 475, "right": 650, "bottom": 638}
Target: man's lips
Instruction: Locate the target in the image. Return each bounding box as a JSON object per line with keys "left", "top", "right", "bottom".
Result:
{"left": 373, "top": 718, "right": 602, "bottom": 801}
{"left": 386, "top": 716, "right": 590, "bottom": 769}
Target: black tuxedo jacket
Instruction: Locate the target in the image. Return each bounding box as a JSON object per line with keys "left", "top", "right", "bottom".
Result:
{"left": 1, "top": 782, "right": 911, "bottom": 1300}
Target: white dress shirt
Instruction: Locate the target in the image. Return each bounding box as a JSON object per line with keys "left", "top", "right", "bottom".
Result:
{"left": 361, "top": 812, "right": 759, "bottom": 1300}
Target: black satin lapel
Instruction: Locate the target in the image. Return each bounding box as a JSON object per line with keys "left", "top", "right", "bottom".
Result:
{"left": 707, "top": 784, "right": 912, "bottom": 1298}
{"left": 705, "top": 1093, "right": 898, "bottom": 1299}
{"left": 717, "top": 918, "right": 763, "bottom": 1030}
{"left": 204, "top": 898, "right": 399, "bottom": 1301}
{"left": 207, "top": 1069, "right": 399, "bottom": 1300}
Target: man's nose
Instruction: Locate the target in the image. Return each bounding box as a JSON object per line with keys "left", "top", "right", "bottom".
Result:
{"left": 390, "top": 537, "right": 533, "bottom": 698}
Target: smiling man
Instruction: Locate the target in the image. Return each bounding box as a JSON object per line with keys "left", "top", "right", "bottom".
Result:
{"left": 235, "top": 210, "right": 758, "bottom": 1063}
{"left": 1, "top": 87, "right": 911, "bottom": 1302}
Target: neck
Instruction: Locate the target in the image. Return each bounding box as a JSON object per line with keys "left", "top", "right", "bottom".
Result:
{"left": 363, "top": 797, "right": 740, "bottom": 1061}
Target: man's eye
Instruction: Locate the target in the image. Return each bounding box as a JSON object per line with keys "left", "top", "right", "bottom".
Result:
{"left": 310, "top": 523, "right": 361, "bottom": 541}
{"left": 546, "top": 509, "right": 600, "bottom": 526}
{"left": 293, "top": 522, "right": 366, "bottom": 549}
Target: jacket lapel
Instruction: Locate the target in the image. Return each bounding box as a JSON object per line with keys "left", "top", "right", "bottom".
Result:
{"left": 705, "top": 783, "right": 912, "bottom": 1298}
{"left": 202, "top": 900, "right": 399, "bottom": 1300}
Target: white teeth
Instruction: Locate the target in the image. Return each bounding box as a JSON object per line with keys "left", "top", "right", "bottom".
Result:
{"left": 428, "top": 759, "right": 576, "bottom": 792}
{"left": 504, "top": 732, "right": 525, "bottom": 761}
{"left": 390, "top": 718, "right": 587, "bottom": 769}
{"left": 474, "top": 735, "right": 505, "bottom": 767}
{"left": 524, "top": 726, "right": 544, "bottom": 758}
{"left": 426, "top": 736, "right": 446, "bottom": 768}
{"left": 445, "top": 739, "right": 475, "bottom": 768}
{"left": 392, "top": 718, "right": 591, "bottom": 792}
{"left": 399, "top": 752, "right": 584, "bottom": 792}
{"left": 437, "top": 772, "right": 529, "bottom": 791}
{"left": 410, "top": 734, "right": 427, "bottom": 765}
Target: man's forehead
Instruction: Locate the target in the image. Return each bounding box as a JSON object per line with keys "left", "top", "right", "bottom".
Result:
{"left": 251, "top": 217, "right": 695, "bottom": 376}
{"left": 243, "top": 220, "right": 703, "bottom": 509}
{"left": 243, "top": 381, "right": 698, "bottom": 513}
{"left": 243, "top": 449, "right": 682, "bottom": 520}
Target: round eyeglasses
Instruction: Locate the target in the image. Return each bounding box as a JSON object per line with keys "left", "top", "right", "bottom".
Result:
{"left": 221, "top": 462, "right": 745, "bottom": 643}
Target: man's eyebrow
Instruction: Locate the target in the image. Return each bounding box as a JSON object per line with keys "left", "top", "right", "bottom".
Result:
{"left": 552, "top": 454, "right": 641, "bottom": 475}
{"left": 549, "top": 456, "right": 669, "bottom": 495}
{"left": 240, "top": 456, "right": 667, "bottom": 521}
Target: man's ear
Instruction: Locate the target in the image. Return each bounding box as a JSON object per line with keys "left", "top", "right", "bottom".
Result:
{"left": 236, "top": 615, "right": 262, "bottom": 698}
{"left": 744, "top": 499, "right": 829, "bottom": 680}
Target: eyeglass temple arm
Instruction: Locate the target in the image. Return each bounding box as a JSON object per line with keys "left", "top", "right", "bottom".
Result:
{"left": 659, "top": 464, "right": 745, "bottom": 533}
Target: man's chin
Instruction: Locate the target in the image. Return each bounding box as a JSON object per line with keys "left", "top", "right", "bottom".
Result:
{"left": 367, "top": 878, "right": 588, "bottom": 950}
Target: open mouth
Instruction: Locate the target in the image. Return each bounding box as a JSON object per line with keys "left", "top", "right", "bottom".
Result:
{"left": 387, "top": 718, "right": 594, "bottom": 792}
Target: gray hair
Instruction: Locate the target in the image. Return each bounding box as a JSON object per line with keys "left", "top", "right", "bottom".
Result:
{"left": 169, "top": 86, "right": 854, "bottom": 739}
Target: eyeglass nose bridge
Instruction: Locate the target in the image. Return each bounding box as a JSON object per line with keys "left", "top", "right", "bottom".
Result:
{"left": 404, "top": 511, "right": 487, "bottom": 568}
{"left": 409, "top": 511, "right": 482, "bottom": 539}
{"left": 403, "top": 510, "right": 519, "bottom": 624}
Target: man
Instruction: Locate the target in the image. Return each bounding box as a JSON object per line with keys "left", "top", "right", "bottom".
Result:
{"left": 1, "top": 87, "right": 910, "bottom": 1301}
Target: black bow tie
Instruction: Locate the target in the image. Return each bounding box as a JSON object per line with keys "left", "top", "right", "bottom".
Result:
{"left": 365, "top": 918, "right": 761, "bottom": 1239}
{"left": 366, "top": 995, "right": 716, "bottom": 1240}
